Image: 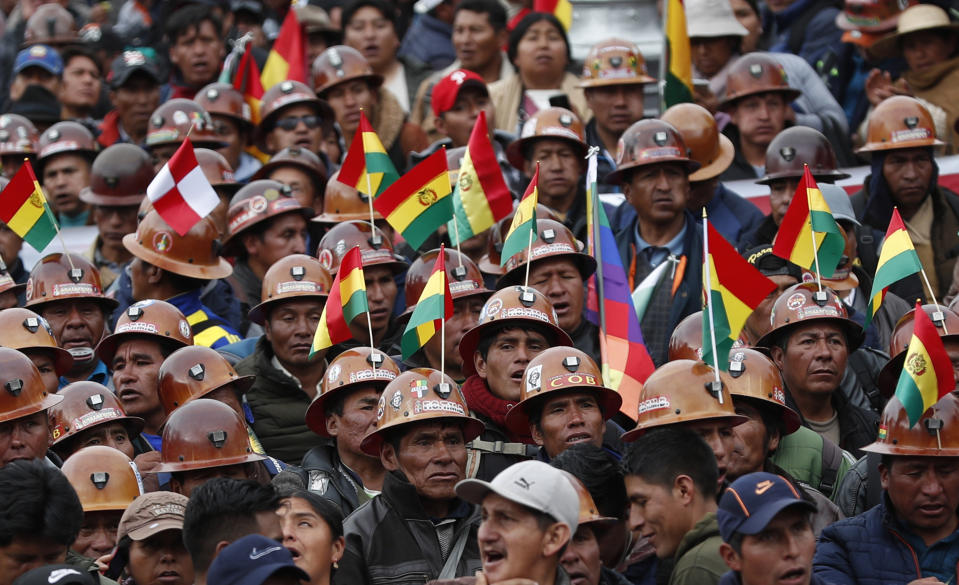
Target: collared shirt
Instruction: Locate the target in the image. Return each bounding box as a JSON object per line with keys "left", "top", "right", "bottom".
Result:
{"left": 58, "top": 359, "right": 111, "bottom": 390}
{"left": 900, "top": 522, "right": 959, "bottom": 583}
{"left": 634, "top": 222, "right": 687, "bottom": 268}
{"left": 270, "top": 355, "right": 320, "bottom": 397}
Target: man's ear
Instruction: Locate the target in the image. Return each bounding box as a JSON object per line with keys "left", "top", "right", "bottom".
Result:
{"left": 542, "top": 522, "right": 571, "bottom": 557}
{"left": 719, "top": 542, "right": 742, "bottom": 572}
{"left": 214, "top": 540, "right": 232, "bottom": 557}
{"left": 242, "top": 232, "right": 261, "bottom": 257}
{"left": 474, "top": 352, "right": 489, "bottom": 380}
{"left": 673, "top": 474, "right": 696, "bottom": 506}
{"left": 530, "top": 423, "right": 544, "bottom": 446}
{"left": 169, "top": 475, "right": 185, "bottom": 495}
{"left": 879, "top": 462, "right": 889, "bottom": 491}
{"left": 434, "top": 114, "right": 448, "bottom": 137}
{"left": 326, "top": 413, "right": 340, "bottom": 438}
{"left": 766, "top": 427, "right": 782, "bottom": 454}
{"left": 769, "top": 345, "right": 785, "bottom": 370}
{"left": 381, "top": 441, "right": 400, "bottom": 471}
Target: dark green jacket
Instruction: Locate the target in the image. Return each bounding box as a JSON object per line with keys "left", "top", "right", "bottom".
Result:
{"left": 668, "top": 512, "right": 726, "bottom": 585}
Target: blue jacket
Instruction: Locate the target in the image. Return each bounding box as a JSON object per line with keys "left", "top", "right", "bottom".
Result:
{"left": 397, "top": 14, "right": 455, "bottom": 71}
{"left": 166, "top": 289, "right": 242, "bottom": 349}
{"left": 814, "top": 495, "right": 959, "bottom": 585}
{"left": 762, "top": 0, "right": 843, "bottom": 68}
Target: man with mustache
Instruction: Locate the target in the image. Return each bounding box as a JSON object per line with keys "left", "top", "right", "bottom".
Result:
{"left": 760, "top": 284, "right": 879, "bottom": 458}
{"left": 718, "top": 54, "right": 799, "bottom": 182}
{"left": 37, "top": 122, "right": 96, "bottom": 230}
{"left": 814, "top": 393, "right": 959, "bottom": 584}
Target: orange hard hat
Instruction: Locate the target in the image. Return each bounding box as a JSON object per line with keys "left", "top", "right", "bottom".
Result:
{"left": 153, "top": 398, "right": 266, "bottom": 473}
{"left": 316, "top": 220, "right": 408, "bottom": 275}
{"left": 61, "top": 446, "right": 143, "bottom": 512}
{"left": 195, "top": 82, "right": 254, "bottom": 131}
{"left": 858, "top": 95, "right": 945, "bottom": 153}
{"left": 497, "top": 219, "right": 596, "bottom": 288}
{"left": 877, "top": 304, "right": 959, "bottom": 397}
{"left": 506, "top": 107, "right": 587, "bottom": 171}
{"left": 313, "top": 169, "right": 384, "bottom": 224}
{"left": 24, "top": 253, "right": 119, "bottom": 312}
{"left": 123, "top": 211, "right": 233, "bottom": 280}
{"left": 95, "top": 300, "right": 194, "bottom": 365}
{"left": 725, "top": 348, "right": 801, "bottom": 434}
{"left": 79, "top": 143, "right": 154, "bottom": 207}
{"left": 305, "top": 347, "right": 401, "bottom": 437}
{"left": 667, "top": 310, "right": 747, "bottom": 362}
{"left": 252, "top": 146, "right": 329, "bottom": 184}
{"left": 247, "top": 254, "right": 332, "bottom": 325}
{"left": 621, "top": 359, "right": 748, "bottom": 442}
{"left": 255, "top": 80, "right": 335, "bottom": 153}
{"left": 862, "top": 393, "right": 959, "bottom": 456}
{"left": 360, "top": 368, "right": 483, "bottom": 455}
{"left": 661, "top": 103, "right": 735, "bottom": 182}
{"left": 312, "top": 45, "right": 383, "bottom": 97}
{"left": 505, "top": 347, "right": 622, "bottom": 436}
{"left": 48, "top": 381, "right": 144, "bottom": 450}
{"left": 0, "top": 307, "right": 73, "bottom": 376}
{"left": 158, "top": 345, "right": 255, "bottom": 415}
{"left": 36, "top": 121, "right": 97, "bottom": 175}
{"left": 579, "top": 38, "right": 655, "bottom": 88}
{"left": 403, "top": 248, "right": 491, "bottom": 314}
{"left": 756, "top": 283, "right": 865, "bottom": 351}
{"left": 0, "top": 346, "right": 62, "bottom": 424}
{"left": 477, "top": 205, "right": 562, "bottom": 276}
{"left": 223, "top": 179, "right": 315, "bottom": 255}
{"left": 146, "top": 99, "right": 225, "bottom": 150}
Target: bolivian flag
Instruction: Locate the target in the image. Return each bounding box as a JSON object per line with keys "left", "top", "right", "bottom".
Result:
{"left": 0, "top": 161, "right": 57, "bottom": 252}
{"left": 866, "top": 208, "right": 922, "bottom": 327}
{"left": 338, "top": 112, "right": 400, "bottom": 198}
{"left": 260, "top": 7, "right": 307, "bottom": 90}
{"left": 311, "top": 246, "right": 369, "bottom": 356}
{"left": 702, "top": 220, "right": 776, "bottom": 371}
{"left": 895, "top": 300, "right": 955, "bottom": 426}
{"left": 663, "top": 0, "right": 693, "bottom": 107}
{"left": 533, "top": 0, "right": 573, "bottom": 30}
{"left": 500, "top": 165, "right": 539, "bottom": 266}
{"left": 374, "top": 149, "right": 453, "bottom": 251}
{"left": 401, "top": 245, "right": 453, "bottom": 360}
{"left": 447, "top": 111, "right": 512, "bottom": 245}
{"left": 772, "top": 165, "right": 845, "bottom": 278}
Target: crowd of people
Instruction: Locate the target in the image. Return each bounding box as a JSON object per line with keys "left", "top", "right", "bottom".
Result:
{"left": 0, "top": 0, "right": 958, "bottom": 585}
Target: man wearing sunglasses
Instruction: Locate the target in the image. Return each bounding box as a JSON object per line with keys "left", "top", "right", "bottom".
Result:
{"left": 253, "top": 80, "right": 335, "bottom": 163}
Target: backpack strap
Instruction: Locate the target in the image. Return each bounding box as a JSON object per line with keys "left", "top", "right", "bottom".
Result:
{"left": 819, "top": 437, "right": 843, "bottom": 498}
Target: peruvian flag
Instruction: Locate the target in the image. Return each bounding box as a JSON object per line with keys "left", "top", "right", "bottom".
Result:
{"left": 146, "top": 138, "right": 220, "bottom": 236}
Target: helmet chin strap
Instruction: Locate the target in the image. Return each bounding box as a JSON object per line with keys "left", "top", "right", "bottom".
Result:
{"left": 68, "top": 347, "right": 96, "bottom": 367}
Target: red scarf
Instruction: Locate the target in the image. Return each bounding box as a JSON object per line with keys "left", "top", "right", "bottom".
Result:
{"left": 461, "top": 375, "right": 531, "bottom": 442}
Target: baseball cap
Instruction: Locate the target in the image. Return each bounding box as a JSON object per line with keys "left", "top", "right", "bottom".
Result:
{"left": 432, "top": 69, "right": 488, "bottom": 118}
{"left": 107, "top": 50, "right": 161, "bottom": 89}
{"left": 743, "top": 246, "right": 803, "bottom": 281}
{"left": 207, "top": 534, "right": 310, "bottom": 585}
{"left": 13, "top": 565, "right": 95, "bottom": 585}
{"left": 717, "top": 472, "right": 816, "bottom": 542}
{"left": 819, "top": 183, "right": 861, "bottom": 227}
{"left": 456, "top": 460, "right": 580, "bottom": 533}
{"left": 117, "top": 491, "right": 188, "bottom": 542}
{"left": 14, "top": 45, "right": 63, "bottom": 76}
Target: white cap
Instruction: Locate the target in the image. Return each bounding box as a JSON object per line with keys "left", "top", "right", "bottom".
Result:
{"left": 455, "top": 460, "right": 580, "bottom": 533}
{"left": 686, "top": 0, "right": 749, "bottom": 38}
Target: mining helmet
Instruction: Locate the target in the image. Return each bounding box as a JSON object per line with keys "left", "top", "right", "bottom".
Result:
{"left": 158, "top": 345, "right": 255, "bottom": 415}
{"left": 0, "top": 346, "right": 62, "bottom": 424}
{"left": 123, "top": 211, "right": 233, "bottom": 280}
{"left": 48, "top": 381, "right": 144, "bottom": 450}
{"left": 61, "top": 446, "right": 143, "bottom": 512}
{"left": 579, "top": 38, "right": 655, "bottom": 88}
{"left": 858, "top": 95, "right": 945, "bottom": 153}
{"left": 316, "top": 220, "right": 408, "bottom": 275}
{"left": 79, "top": 143, "right": 154, "bottom": 207}
{"left": 0, "top": 307, "right": 73, "bottom": 376}
{"left": 497, "top": 219, "right": 596, "bottom": 288}
{"left": 248, "top": 254, "right": 332, "bottom": 325}
{"left": 862, "top": 393, "right": 959, "bottom": 456}
{"left": 95, "top": 299, "right": 194, "bottom": 365}
{"left": 756, "top": 283, "right": 865, "bottom": 351}
{"left": 756, "top": 127, "right": 851, "bottom": 185}
{"left": 606, "top": 119, "right": 701, "bottom": 184}
{"left": 152, "top": 398, "right": 265, "bottom": 473}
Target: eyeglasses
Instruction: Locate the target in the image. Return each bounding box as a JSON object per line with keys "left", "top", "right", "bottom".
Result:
{"left": 275, "top": 115, "right": 322, "bottom": 131}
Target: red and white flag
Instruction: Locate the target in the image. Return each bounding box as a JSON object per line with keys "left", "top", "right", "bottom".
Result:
{"left": 146, "top": 139, "right": 219, "bottom": 236}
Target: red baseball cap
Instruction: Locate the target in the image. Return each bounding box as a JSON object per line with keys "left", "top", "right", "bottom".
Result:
{"left": 432, "top": 69, "right": 488, "bottom": 118}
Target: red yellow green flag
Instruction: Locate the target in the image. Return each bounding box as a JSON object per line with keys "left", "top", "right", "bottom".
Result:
{"left": 702, "top": 219, "right": 776, "bottom": 371}
{"left": 337, "top": 112, "right": 400, "bottom": 198}
{"left": 311, "top": 246, "right": 369, "bottom": 356}
{"left": 866, "top": 208, "right": 922, "bottom": 327}
{"left": 663, "top": 0, "right": 693, "bottom": 107}
{"left": 894, "top": 300, "right": 956, "bottom": 426}
{"left": 373, "top": 149, "right": 453, "bottom": 251}
{"left": 533, "top": 0, "right": 572, "bottom": 30}
{"left": 500, "top": 164, "right": 539, "bottom": 266}
{"left": 260, "top": 7, "right": 307, "bottom": 90}
{"left": 401, "top": 245, "right": 454, "bottom": 359}
{"left": 0, "top": 161, "right": 57, "bottom": 252}
{"left": 772, "top": 165, "right": 845, "bottom": 277}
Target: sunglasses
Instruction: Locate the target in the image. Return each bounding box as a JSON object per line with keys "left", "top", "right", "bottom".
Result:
{"left": 275, "top": 115, "right": 321, "bottom": 131}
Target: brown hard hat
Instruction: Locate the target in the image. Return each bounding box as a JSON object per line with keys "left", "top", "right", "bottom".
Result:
{"left": 505, "top": 347, "right": 622, "bottom": 435}
{"left": 725, "top": 348, "right": 801, "bottom": 434}
{"left": 312, "top": 45, "right": 383, "bottom": 97}
{"left": 756, "top": 127, "right": 851, "bottom": 185}
{"left": 559, "top": 470, "right": 619, "bottom": 528}
{"left": 621, "top": 359, "right": 748, "bottom": 442}
{"left": 313, "top": 169, "right": 383, "bottom": 223}
{"left": 24, "top": 253, "right": 119, "bottom": 312}
{"left": 146, "top": 99, "right": 225, "bottom": 150}
{"left": 858, "top": 95, "right": 945, "bottom": 153}
{"left": 61, "top": 446, "right": 143, "bottom": 513}
{"left": 95, "top": 300, "right": 194, "bottom": 365}
{"left": 877, "top": 304, "right": 959, "bottom": 397}
{"left": 458, "top": 286, "right": 573, "bottom": 377}
{"left": 606, "top": 119, "right": 701, "bottom": 184}
{"left": 255, "top": 80, "right": 335, "bottom": 153}
{"left": 0, "top": 114, "right": 38, "bottom": 155}
{"left": 862, "top": 393, "right": 959, "bottom": 456}
{"left": 223, "top": 179, "right": 315, "bottom": 255}
{"left": 153, "top": 398, "right": 266, "bottom": 473}
{"left": 0, "top": 346, "right": 62, "bottom": 424}
{"left": 195, "top": 82, "right": 253, "bottom": 129}
{"left": 79, "top": 143, "right": 155, "bottom": 207}
{"left": 23, "top": 5, "right": 78, "bottom": 46}
{"left": 579, "top": 38, "right": 656, "bottom": 88}
{"left": 756, "top": 283, "right": 865, "bottom": 351}
{"left": 158, "top": 345, "right": 255, "bottom": 415}
{"left": 37, "top": 121, "right": 97, "bottom": 167}
{"left": 360, "top": 368, "right": 483, "bottom": 455}
{"left": 305, "top": 347, "right": 401, "bottom": 437}
{"left": 123, "top": 211, "right": 233, "bottom": 280}
{"left": 316, "top": 220, "right": 408, "bottom": 275}
{"left": 252, "top": 146, "right": 329, "bottom": 183}
{"left": 248, "top": 254, "right": 332, "bottom": 325}
{"left": 836, "top": 0, "right": 915, "bottom": 32}
{"left": 498, "top": 219, "right": 596, "bottom": 288}
{"left": 48, "top": 381, "right": 144, "bottom": 449}
{"left": 195, "top": 148, "right": 240, "bottom": 196}
{"left": 718, "top": 53, "right": 801, "bottom": 111}
{"left": 404, "top": 248, "right": 491, "bottom": 314}
{"left": 506, "top": 107, "right": 587, "bottom": 171}
{"left": 661, "top": 103, "right": 735, "bottom": 182}
{"left": 667, "top": 310, "right": 747, "bottom": 362}
{"left": 477, "top": 205, "right": 562, "bottom": 276}
{"left": 0, "top": 307, "right": 73, "bottom": 376}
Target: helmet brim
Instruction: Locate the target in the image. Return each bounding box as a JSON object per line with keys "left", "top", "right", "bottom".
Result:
{"left": 688, "top": 133, "right": 736, "bottom": 182}
{"left": 122, "top": 233, "right": 234, "bottom": 280}
{"left": 359, "top": 415, "right": 485, "bottom": 456}
{"left": 458, "top": 319, "right": 573, "bottom": 377}
{"left": 503, "top": 386, "right": 623, "bottom": 436}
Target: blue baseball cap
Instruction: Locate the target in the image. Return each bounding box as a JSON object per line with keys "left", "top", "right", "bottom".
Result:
{"left": 717, "top": 472, "right": 817, "bottom": 542}
{"left": 207, "top": 534, "right": 309, "bottom": 585}
{"left": 14, "top": 45, "right": 63, "bottom": 76}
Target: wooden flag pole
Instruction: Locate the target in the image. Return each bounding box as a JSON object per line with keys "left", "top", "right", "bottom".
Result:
{"left": 804, "top": 165, "right": 827, "bottom": 304}
{"left": 27, "top": 159, "right": 77, "bottom": 273}
{"left": 701, "top": 209, "right": 723, "bottom": 404}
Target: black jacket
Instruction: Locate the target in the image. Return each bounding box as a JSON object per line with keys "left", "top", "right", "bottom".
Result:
{"left": 296, "top": 440, "right": 364, "bottom": 516}
{"left": 334, "top": 471, "right": 482, "bottom": 585}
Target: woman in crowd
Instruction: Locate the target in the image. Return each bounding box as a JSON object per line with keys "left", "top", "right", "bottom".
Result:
{"left": 277, "top": 490, "right": 346, "bottom": 585}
